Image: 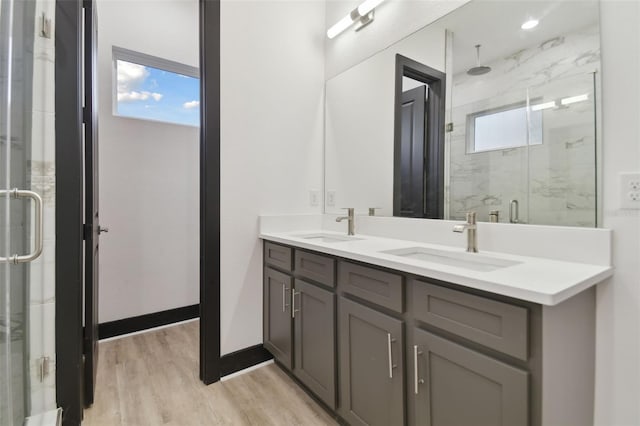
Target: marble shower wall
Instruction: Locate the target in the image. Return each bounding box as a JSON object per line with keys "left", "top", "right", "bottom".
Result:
{"left": 27, "top": 0, "right": 57, "bottom": 415}
{"left": 448, "top": 24, "right": 600, "bottom": 227}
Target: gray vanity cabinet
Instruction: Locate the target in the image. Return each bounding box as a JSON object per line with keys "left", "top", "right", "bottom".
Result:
{"left": 263, "top": 241, "right": 596, "bottom": 426}
{"left": 263, "top": 267, "right": 293, "bottom": 369}
{"left": 293, "top": 279, "right": 336, "bottom": 409}
{"left": 339, "top": 297, "right": 405, "bottom": 426}
{"left": 411, "top": 328, "right": 528, "bottom": 426}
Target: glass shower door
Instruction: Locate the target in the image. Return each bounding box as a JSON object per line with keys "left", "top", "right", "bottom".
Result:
{"left": 1, "top": 0, "right": 39, "bottom": 424}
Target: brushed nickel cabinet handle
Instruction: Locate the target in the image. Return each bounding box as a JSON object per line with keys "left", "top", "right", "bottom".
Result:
{"left": 282, "top": 284, "right": 288, "bottom": 313}
{"left": 414, "top": 345, "right": 424, "bottom": 394}
{"left": 387, "top": 333, "right": 397, "bottom": 378}
{"left": 292, "top": 291, "right": 300, "bottom": 318}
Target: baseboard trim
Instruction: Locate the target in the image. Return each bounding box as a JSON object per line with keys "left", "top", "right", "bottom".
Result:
{"left": 220, "top": 344, "right": 273, "bottom": 377}
{"left": 98, "top": 304, "right": 200, "bottom": 340}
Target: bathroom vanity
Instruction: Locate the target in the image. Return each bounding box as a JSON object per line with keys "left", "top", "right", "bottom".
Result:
{"left": 260, "top": 228, "right": 612, "bottom": 426}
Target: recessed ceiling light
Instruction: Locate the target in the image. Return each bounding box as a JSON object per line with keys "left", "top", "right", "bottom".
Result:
{"left": 521, "top": 19, "right": 539, "bottom": 30}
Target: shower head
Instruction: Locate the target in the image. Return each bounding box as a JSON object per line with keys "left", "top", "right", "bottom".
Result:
{"left": 467, "top": 44, "right": 492, "bottom": 76}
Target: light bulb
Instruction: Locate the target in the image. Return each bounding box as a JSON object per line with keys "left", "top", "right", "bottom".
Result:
{"left": 327, "top": 14, "right": 355, "bottom": 39}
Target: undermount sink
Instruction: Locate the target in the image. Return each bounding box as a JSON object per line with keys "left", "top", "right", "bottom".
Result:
{"left": 295, "top": 233, "right": 363, "bottom": 243}
{"left": 381, "top": 247, "right": 521, "bottom": 272}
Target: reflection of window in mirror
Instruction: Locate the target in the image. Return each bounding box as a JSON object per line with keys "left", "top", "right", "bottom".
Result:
{"left": 394, "top": 55, "right": 446, "bottom": 219}
{"left": 466, "top": 102, "right": 543, "bottom": 153}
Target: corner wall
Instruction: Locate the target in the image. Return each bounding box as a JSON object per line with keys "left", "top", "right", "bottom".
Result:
{"left": 594, "top": 2, "right": 640, "bottom": 424}
{"left": 220, "top": 0, "right": 325, "bottom": 355}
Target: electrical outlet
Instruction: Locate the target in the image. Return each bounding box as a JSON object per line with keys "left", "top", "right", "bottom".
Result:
{"left": 309, "top": 190, "right": 319, "bottom": 207}
{"left": 327, "top": 191, "right": 336, "bottom": 207}
{"left": 620, "top": 172, "right": 640, "bottom": 209}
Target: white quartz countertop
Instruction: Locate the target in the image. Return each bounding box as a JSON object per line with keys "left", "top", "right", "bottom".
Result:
{"left": 259, "top": 230, "right": 613, "bottom": 306}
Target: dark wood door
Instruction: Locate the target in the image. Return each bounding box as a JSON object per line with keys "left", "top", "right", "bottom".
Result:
{"left": 395, "top": 85, "right": 427, "bottom": 218}
{"left": 293, "top": 280, "right": 336, "bottom": 409}
{"left": 412, "top": 328, "right": 528, "bottom": 426}
{"left": 263, "top": 267, "right": 293, "bottom": 368}
{"left": 83, "top": 0, "right": 100, "bottom": 407}
{"left": 339, "top": 297, "right": 404, "bottom": 426}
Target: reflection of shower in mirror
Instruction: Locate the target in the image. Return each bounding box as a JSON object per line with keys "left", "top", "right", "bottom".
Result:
{"left": 467, "top": 44, "right": 492, "bottom": 76}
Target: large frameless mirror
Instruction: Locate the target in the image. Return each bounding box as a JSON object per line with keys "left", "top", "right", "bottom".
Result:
{"left": 324, "top": 0, "right": 601, "bottom": 227}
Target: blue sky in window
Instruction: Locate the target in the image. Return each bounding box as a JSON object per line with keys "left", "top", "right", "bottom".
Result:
{"left": 116, "top": 60, "right": 200, "bottom": 127}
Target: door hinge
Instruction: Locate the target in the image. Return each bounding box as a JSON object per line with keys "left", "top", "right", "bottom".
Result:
{"left": 82, "top": 107, "right": 90, "bottom": 125}
{"left": 445, "top": 123, "right": 454, "bottom": 133}
{"left": 39, "top": 13, "right": 52, "bottom": 39}
{"left": 37, "top": 356, "right": 50, "bottom": 382}
{"left": 83, "top": 224, "right": 91, "bottom": 240}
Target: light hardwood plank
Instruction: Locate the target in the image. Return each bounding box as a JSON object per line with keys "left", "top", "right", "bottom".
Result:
{"left": 83, "top": 321, "right": 338, "bottom": 426}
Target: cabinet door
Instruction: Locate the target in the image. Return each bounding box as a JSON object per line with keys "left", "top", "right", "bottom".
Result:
{"left": 293, "top": 280, "right": 336, "bottom": 409}
{"left": 264, "top": 267, "right": 293, "bottom": 369}
{"left": 412, "top": 328, "right": 528, "bottom": 426}
{"left": 339, "top": 297, "right": 404, "bottom": 426}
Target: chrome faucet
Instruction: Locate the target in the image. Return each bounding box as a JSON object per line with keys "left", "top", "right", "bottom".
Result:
{"left": 453, "top": 212, "right": 478, "bottom": 253}
{"left": 336, "top": 208, "right": 355, "bottom": 236}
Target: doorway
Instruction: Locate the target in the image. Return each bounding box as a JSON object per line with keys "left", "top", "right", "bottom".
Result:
{"left": 55, "top": 0, "right": 221, "bottom": 424}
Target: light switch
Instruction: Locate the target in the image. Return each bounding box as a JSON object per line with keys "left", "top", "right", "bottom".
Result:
{"left": 309, "top": 190, "right": 320, "bottom": 207}
{"left": 327, "top": 191, "right": 336, "bottom": 207}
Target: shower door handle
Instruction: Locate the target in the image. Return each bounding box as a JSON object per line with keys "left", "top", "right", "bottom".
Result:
{"left": 0, "top": 189, "right": 44, "bottom": 264}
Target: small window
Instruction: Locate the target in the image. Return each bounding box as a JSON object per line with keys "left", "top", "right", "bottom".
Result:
{"left": 113, "top": 47, "right": 200, "bottom": 127}
{"left": 466, "top": 102, "right": 542, "bottom": 153}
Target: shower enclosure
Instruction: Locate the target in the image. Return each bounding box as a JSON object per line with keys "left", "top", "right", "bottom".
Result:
{"left": 1, "top": 0, "right": 55, "bottom": 423}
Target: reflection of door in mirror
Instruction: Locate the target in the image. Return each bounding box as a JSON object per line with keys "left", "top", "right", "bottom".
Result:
{"left": 399, "top": 84, "right": 427, "bottom": 217}
{"left": 394, "top": 55, "right": 446, "bottom": 219}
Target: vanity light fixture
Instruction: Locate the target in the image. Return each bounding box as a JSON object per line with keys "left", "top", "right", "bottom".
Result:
{"left": 327, "top": 0, "right": 386, "bottom": 39}
{"left": 521, "top": 19, "right": 539, "bottom": 30}
{"left": 531, "top": 101, "right": 557, "bottom": 111}
{"left": 561, "top": 93, "right": 589, "bottom": 105}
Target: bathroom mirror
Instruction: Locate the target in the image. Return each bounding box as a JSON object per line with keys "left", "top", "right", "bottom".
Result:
{"left": 324, "top": 0, "right": 601, "bottom": 227}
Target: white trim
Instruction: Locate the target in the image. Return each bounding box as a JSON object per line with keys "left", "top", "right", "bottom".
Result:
{"left": 220, "top": 360, "right": 275, "bottom": 382}
{"left": 98, "top": 318, "right": 199, "bottom": 343}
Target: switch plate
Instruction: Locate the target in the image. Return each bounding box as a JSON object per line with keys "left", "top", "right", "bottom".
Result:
{"left": 326, "top": 191, "right": 336, "bottom": 207}
{"left": 620, "top": 172, "right": 640, "bottom": 209}
{"left": 309, "top": 190, "right": 320, "bottom": 207}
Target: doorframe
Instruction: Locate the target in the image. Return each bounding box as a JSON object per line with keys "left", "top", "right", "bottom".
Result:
{"left": 55, "top": 0, "right": 85, "bottom": 424}
{"left": 54, "top": 0, "right": 222, "bottom": 422}
{"left": 393, "top": 54, "right": 446, "bottom": 219}
{"left": 199, "top": 0, "right": 221, "bottom": 385}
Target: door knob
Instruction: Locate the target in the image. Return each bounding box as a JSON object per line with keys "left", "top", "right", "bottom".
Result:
{"left": 98, "top": 226, "right": 109, "bottom": 234}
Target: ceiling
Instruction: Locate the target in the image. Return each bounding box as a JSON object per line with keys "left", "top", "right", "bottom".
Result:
{"left": 440, "top": 0, "right": 600, "bottom": 74}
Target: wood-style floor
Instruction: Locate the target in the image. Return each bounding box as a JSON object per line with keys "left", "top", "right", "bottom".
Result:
{"left": 83, "top": 321, "right": 337, "bottom": 426}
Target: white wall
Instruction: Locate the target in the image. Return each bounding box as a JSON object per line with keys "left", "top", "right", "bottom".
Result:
{"left": 220, "top": 0, "right": 325, "bottom": 355}
{"left": 325, "top": 21, "right": 446, "bottom": 216}
{"left": 595, "top": 2, "right": 640, "bottom": 424}
{"left": 97, "top": 0, "right": 200, "bottom": 322}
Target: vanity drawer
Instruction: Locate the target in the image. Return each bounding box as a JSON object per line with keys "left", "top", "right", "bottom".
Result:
{"left": 413, "top": 281, "right": 528, "bottom": 360}
{"left": 339, "top": 261, "right": 404, "bottom": 313}
{"left": 264, "top": 242, "right": 293, "bottom": 272}
{"left": 295, "top": 250, "right": 336, "bottom": 288}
